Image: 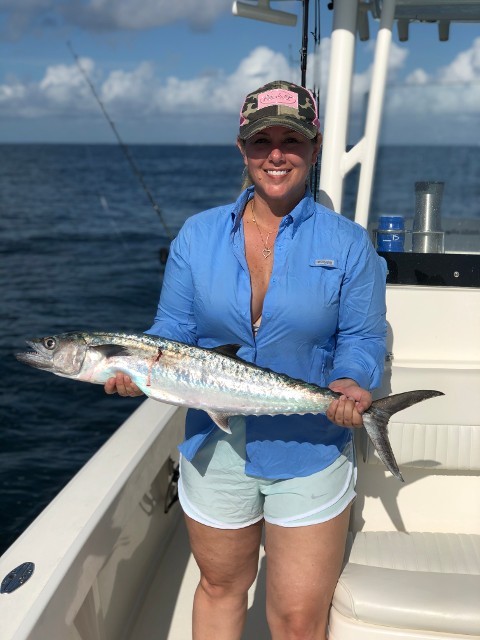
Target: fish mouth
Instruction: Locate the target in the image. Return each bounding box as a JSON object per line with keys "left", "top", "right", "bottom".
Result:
{"left": 15, "top": 340, "right": 55, "bottom": 370}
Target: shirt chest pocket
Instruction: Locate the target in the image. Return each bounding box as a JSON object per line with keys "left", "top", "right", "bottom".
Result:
{"left": 308, "top": 259, "right": 345, "bottom": 307}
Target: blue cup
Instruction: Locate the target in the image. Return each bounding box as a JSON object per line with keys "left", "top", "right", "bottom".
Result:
{"left": 376, "top": 215, "right": 405, "bottom": 252}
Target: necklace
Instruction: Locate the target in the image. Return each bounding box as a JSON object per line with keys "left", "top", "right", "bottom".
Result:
{"left": 250, "top": 200, "right": 275, "bottom": 259}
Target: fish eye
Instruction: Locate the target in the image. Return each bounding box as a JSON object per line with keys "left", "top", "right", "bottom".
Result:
{"left": 43, "top": 337, "right": 56, "bottom": 350}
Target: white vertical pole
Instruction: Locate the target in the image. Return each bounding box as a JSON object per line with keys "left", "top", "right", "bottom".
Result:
{"left": 318, "top": 0, "right": 358, "bottom": 213}
{"left": 354, "top": 0, "right": 396, "bottom": 227}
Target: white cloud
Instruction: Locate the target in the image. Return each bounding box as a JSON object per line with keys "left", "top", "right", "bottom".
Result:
{"left": 0, "top": 37, "right": 477, "bottom": 144}
{"left": 219, "top": 46, "right": 295, "bottom": 104}
{"left": 0, "top": 45, "right": 297, "bottom": 121}
{"left": 404, "top": 36, "right": 480, "bottom": 87}
{"left": 386, "top": 38, "right": 480, "bottom": 123}
{"left": 437, "top": 36, "right": 480, "bottom": 83}
{"left": 0, "top": 80, "right": 27, "bottom": 103}
{"left": 66, "top": 0, "right": 232, "bottom": 30}
{"left": 147, "top": 46, "right": 294, "bottom": 120}
{"left": 40, "top": 58, "right": 95, "bottom": 102}
{"left": 0, "top": 58, "right": 97, "bottom": 117}
{"left": 306, "top": 37, "right": 331, "bottom": 93}
{"left": 387, "top": 41, "right": 410, "bottom": 75}
{"left": 101, "top": 62, "right": 157, "bottom": 114}
{"left": 0, "top": 0, "right": 233, "bottom": 37}
{"left": 353, "top": 41, "right": 409, "bottom": 95}
{"left": 304, "top": 38, "right": 409, "bottom": 118}
{"left": 405, "top": 68, "right": 429, "bottom": 84}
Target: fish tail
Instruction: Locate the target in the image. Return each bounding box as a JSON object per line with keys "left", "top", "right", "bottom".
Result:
{"left": 363, "top": 390, "right": 444, "bottom": 482}
{"left": 372, "top": 390, "right": 444, "bottom": 416}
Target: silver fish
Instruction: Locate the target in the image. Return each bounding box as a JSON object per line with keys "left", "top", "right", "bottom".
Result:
{"left": 16, "top": 331, "right": 444, "bottom": 482}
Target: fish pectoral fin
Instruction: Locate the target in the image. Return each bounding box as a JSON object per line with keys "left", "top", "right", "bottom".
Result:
{"left": 207, "top": 411, "right": 233, "bottom": 434}
{"left": 91, "top": 344, "right": 142, "bottom": 359}
{"left": 210, "top": 344, "right": 243, "bottom": 360}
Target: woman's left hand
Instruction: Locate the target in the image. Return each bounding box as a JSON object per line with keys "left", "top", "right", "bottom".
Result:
{"left": 326, "top": 378, "right": 372, "bottom": 428}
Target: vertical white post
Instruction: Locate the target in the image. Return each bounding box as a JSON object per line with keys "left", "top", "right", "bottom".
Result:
{"left": 354, "top": 0, "right": 396, "bottom": 227}
{"left": 318, "top": 0, "right": 358, "bottom": 212}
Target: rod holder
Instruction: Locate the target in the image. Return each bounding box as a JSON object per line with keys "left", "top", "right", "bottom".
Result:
{"left": 412, "top": 181, "right": 445, "bottom": 253}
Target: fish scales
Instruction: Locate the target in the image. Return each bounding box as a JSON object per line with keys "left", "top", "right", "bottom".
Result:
{"left": 15, "top": 331, "right": 445, "bottom": 481}
{"left": 146, "top": 341, "right": 327, "bottom": 415}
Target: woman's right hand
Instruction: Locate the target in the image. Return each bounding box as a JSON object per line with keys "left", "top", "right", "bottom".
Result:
{"left": 104, "top": 372, "right": 144, "bottom": 397}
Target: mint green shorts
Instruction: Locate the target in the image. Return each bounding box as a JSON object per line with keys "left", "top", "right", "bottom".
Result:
{"left": 178, "top": 417, "right": 356, "bottom": 529}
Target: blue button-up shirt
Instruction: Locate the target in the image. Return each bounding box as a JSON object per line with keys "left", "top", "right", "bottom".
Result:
{"left": 147, "top": 186, "right": 387, "bottom": 479}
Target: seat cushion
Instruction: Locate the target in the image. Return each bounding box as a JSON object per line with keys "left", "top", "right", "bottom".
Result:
{"left": 333, "top": 532, "right": 480, "bottom": 635}
{"left": 362, "top": 422, "right": 480, "bottom": 471}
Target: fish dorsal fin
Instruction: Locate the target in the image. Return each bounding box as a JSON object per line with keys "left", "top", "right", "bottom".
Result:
{"left": 207, "top": 411, "right": 233, "bottom": 434}
{"left": 210, "top": 344, "right": 242, "bottom": 360}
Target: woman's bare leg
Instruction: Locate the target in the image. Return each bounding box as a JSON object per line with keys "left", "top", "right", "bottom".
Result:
{"left": 264, "top": 504, "right": 351, "bottom": 640}
{"left": 185, "top": 515, "right": 264, "bottom": 640}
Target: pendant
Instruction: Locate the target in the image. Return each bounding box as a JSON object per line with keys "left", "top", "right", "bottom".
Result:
{"left": 263, "top": 248, "right": 271, "bottom": 259}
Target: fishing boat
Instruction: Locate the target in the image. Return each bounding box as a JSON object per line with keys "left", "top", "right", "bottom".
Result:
{"left": 1, "top": 0, "right": 479, "bottom": 638}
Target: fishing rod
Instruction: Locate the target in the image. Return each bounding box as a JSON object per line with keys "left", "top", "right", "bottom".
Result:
{"left": 300, "top": 0, "right": 310, "bottom": 86}
{"left": 66, "top": 41, "right": 174, "bottom": 245}
{"left": 297, "top": 0, "right": 321, "bottom": 200}
{"left": 310, "top": 0, "right": 323, "bottom": 200}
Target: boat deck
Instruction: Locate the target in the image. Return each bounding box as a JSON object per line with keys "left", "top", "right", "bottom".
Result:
{"left": 128, "top": 515, "right": 269, "bottom": 640}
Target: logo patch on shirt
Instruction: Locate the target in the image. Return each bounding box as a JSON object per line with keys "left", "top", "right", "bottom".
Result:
{"left": 313, "top": 259, "right": 335, "bottom": 267}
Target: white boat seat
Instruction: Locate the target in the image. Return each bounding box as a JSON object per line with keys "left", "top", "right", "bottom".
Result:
{"left": 363, "top": 422, "right": 480, "bottom": 471}
{"left": 333, "top": 531, "right": 480, "bottom": 635}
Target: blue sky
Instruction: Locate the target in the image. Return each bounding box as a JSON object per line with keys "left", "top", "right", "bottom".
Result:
{"left": 0, "top": 0, "right": 479, "bottom": 144}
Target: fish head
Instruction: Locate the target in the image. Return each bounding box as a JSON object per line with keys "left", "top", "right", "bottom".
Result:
{"left": 16, "top": 333, "right": 89, "bottom": 378}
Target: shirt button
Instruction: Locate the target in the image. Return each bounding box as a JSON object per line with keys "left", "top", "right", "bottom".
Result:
{"left": 265, "top": 312, "right": 271, "bottom": 319}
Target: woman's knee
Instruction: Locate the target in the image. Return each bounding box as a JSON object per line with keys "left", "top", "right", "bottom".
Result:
{"left": 186, "top": 516, "right": 263, "bottom": 601}
{"left": 198, "top": 565, "right": 257, "bottom": 601}
{"left": 267, "top": 603, "right": 328, "bottom": 640}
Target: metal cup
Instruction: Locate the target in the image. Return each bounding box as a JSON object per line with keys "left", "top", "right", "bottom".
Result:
{"left": 412, "top": 181, "right": 444, "bottom": 253}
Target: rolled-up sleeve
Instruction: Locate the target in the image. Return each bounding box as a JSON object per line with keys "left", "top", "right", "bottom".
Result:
{"left": 327, "top": 232, "right": 387, "bottom": 390}
{"left": 146, "top": 222, "right": 198, "bottom": 345}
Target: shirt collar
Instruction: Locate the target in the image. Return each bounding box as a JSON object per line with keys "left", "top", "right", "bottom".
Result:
{"left": 287, "top": 187, "right": 316, "bottom": 236}
{"left": 231, "top": 186, "right": 254, "bottom": 233}
{"left": 230, "top": 185, "right": 316, "bottom": 235}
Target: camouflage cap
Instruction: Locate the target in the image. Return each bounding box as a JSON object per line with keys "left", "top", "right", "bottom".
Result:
{"left": 239, "top": 80, "right": 320, "bottom": 140}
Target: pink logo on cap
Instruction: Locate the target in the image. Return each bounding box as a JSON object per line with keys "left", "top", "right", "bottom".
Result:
{"left": 257, "top": 89, "right": 298, "bottom": 110}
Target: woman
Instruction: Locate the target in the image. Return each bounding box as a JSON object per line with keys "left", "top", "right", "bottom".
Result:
{"left": 106, "top": 80, "right": 387, "bottom": 640}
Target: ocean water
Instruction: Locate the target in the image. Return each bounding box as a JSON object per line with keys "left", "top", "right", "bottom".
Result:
{"left": 1, "top": 143, "right": 479, "bottom": 554}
